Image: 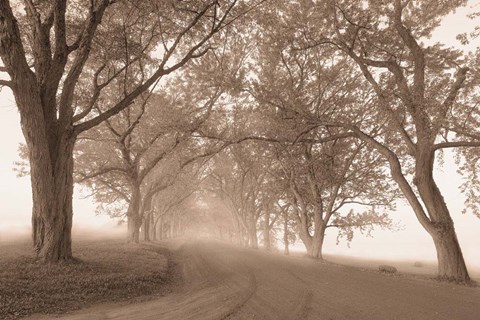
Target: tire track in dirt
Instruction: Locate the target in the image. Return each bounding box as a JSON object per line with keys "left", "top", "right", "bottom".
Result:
{"left": 286, "top": 269, "right": 313, "bottom": 320}
{"left": 221, "top": 269, "right": 257, "bottom": 320}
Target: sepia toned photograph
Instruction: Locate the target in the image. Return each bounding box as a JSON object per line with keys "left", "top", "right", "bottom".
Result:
{"left": 0, "top": 0, "right": 479, "bottom": 319}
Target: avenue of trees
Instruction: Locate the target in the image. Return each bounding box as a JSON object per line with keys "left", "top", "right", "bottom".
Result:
{"left": 1, "top": 0, "right": 480, "bottom": 283}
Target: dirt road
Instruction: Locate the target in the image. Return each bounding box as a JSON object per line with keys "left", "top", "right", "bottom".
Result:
{"left": 30, "top": 240, "right": 480, "bottom": 320}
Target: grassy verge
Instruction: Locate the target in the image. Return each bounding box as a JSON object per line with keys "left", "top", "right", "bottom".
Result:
{"left": 0, "top": 239, "right": 180, "bottom": 319}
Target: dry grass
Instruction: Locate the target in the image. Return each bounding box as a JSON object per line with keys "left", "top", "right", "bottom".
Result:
{"left": 0, "top": 239, "right": 180, "bottom": 320}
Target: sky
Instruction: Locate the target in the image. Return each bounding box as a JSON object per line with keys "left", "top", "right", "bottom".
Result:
{"left": 0, "top": 1, "right": 479, "bottom": 269}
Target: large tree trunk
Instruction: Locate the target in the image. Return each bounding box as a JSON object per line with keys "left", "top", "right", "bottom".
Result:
{"left": 386, "top": 147, "right": 470, "bottom": 282}
{"left": 307, "top": 228, "right": 325, "bottom": 260}
{"left": 30, "top": 135, "right": 76, "bottom": 261}
{"left": 127, "top": 217, "right": 140, "bottom": 243}
{"left": 296, "top": 211, "right": 326, "bottom": 259}
{"left": 414, "top": 153, "right": 470, "bottom": 282}
{"left": 431, "top": 227, "right": 469, "bottom": 281}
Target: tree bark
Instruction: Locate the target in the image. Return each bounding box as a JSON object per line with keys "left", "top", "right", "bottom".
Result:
{"left": 295, "top": 209, "right": 326, "bottom": 259}
{"left": 431, "top": 226, "right": 469, "bottom": 281}
{"left": 414, "top": 152, "right": 470, "bottom": 282}
{"left": 307, "top": 227, "right": 326, "bottom": 260}
{"left": 248, "top": 220, "right": 258, "bottom": 249}
{"left": 31, "top": 136, "right": 76, "bottom": 261}
{"left": 127, "top": 217, "right": 140, "bottom": 243}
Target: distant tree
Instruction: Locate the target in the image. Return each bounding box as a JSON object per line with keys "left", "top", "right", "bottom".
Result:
{"left": 0, "top": 0, "right": 246, "bottom": 261}
{"left": 276, "top": 201, "right": 296, "bottom": 255}
{"left": 75, "top": 64, "right": 225, "bottom": 241}
{"left": 145, "top": 159, "right": 209, "bottom": 240}
{"left": 205, "top": 142, "right": 274, "bottom": 248}
{"left": 271, "top": 140, "right": 396, "bottom": 259}
{"left": 247, "top": 19, "right": 397, "bottom": 259}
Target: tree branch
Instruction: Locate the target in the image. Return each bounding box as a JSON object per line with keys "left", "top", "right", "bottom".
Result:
{"left": 393, "top": 0, "right": 425, "bottom": 99}
{"left": 73, "top": 2, "right": 225, "bottom": 135}
{"left": 0, "top": 79, "right": 12, "bottom": 88}
{"left": 434, "top": 141, "right": 480, "bottom": 151}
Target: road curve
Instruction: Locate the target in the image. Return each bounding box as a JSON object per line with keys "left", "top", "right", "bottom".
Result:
{"left": 29, "top": 240, "right": 480, "bottom": 320}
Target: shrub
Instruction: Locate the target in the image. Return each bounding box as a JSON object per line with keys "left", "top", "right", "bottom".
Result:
{"left": 378, "top": 265, "right": 397, "bottom": 274}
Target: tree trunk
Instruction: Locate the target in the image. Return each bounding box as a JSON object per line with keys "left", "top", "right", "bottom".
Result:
{"left": 431, "top": 227, "right": 469, "bottom": 281}
{"left": 296, "top": 213, "right": 326, "bottom": 259}
{"left": 143, "top": 212, "right": 151, "bottom": 242}
{"left": 31, "top": 135, "right": 76, "bottom": 261}
{"left": 127, "top": 187, "right": 141, "bottom": 243}
{"left": 263, "top": 215, "right": 271, "bottom": 251}
{"left": 263, "top": 227, "right": 271, "bottom": 251}
{"left": 413, "top": 151, "right": 470, "bottom": 282}
{"left": 156, "top": 215, "right": 163, "bottom": 240}
{"left": 241, "top": 228, "right": 249, "bottom": 247}
{"left": 384, "top": 146, "right": 471, "bottom": 282}
{"left": 283, "top": 214, "right": 289, "bottom": 256}
{"left": 168, "top": 216, "right": 174, "bottom": 238}
{"left": 127, "top": 216, "right": 140, "bottom": 243}
{"left": 248, "top": 220, "right": 258, "bottom": 249}
{"left": 150, "top": 212, "right": 156, "bottom": 241}
{"left": 152, "top": 214, "right": 157, "bottom": 241}
{"left": 307, "top": 228, "right": 325, "bottom": 260}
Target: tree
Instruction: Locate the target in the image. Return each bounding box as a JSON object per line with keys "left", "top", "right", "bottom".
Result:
{"left": 246, "top": 18, "right": 397, "bottom": 259}
{"left": 276, "top": 202, "right": 296, "bottom": 255}
{"left": 205, "top": 142, "right": 274, "bottom": 248}
{"left": 0, "top": 0, "right": 247, "bottom": 261}
{"left": 150, "top": 164, "right": 207, "bottom": 240}
{"left": 296, "top": 0, "right": 479, "bottom": 281}
{"left": 271, "top": 140, "right": 396, "bottom": 259}
{"left": 75, "top": 67, "right": 224, "bottom": 242}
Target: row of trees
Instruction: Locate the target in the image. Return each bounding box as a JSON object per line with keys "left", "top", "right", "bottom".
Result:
{"left": 1, "top": 0, "right": 479, "bottom": 283}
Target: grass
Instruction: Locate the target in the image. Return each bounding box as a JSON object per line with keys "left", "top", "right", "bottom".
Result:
{"left": 0, "top": 239, "right": 180, "bottom": 320}
{"left": 322, "top": 253, "right": 480, "bottom": 284}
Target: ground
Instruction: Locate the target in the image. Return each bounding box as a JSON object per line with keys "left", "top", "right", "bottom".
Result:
{"left": 4, "top": 238, "right": 478, "bottom": 320}
{"left": 0, "top": 239, "right": 180, "bottom": 320}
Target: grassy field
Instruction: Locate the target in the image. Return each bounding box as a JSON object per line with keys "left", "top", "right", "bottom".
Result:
{"left": 323, "top": 253, "right": 480, "bottom": 282}
{"left": 0, "top": 239, "right": 181, "bottom": 320}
